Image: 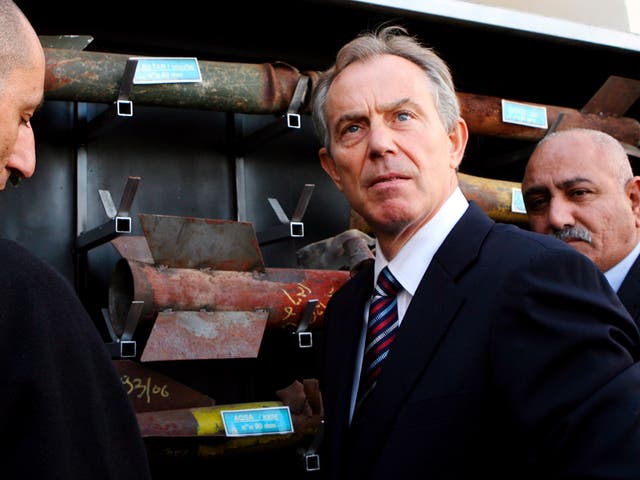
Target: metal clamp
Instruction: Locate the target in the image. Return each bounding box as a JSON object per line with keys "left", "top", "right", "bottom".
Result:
{"left": 76, "top": 176, "right": 140, "bottom": 252}
{"left": 116, "top": 58, "right": 139, "bottom": 117}
{"left": 293, "top": 299, "right": 318, "bottom": 349}
{"left": 235, "top": 74, "right": 310, "bottom": 155}
{"left": 102, "top": 300, "right": 143, "bottom": 358}
{"left": 257, "top": 183, "right": 315, "bottom": 245}
{"left": 298, "top": 421, "right": 323, "bottom": 472}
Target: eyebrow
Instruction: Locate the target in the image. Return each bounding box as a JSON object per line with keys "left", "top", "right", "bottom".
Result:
{"left": 557, "top": 177, "right": 593, "bottom": 189}
{"left": 333, "top": 97, "right": 414, "bottom": 131}
{"left": 523, "top": 177, "right": 593, "bottom": 197}
{"left": 522, "top": 185, "right": 548, "bottom": 198}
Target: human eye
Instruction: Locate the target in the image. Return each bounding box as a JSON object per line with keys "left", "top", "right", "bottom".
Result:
{"left": 344, "top": 124, "right": 360, "bottom": 134}
{"left": 397, "top": 111, "right": 411, "bottom": 121}
{"left": 337, "top": 122, "right": 363, "bottom": 143}
{"left": 524, "top": 195, "right": 548, "bottom": 214}
{"left": 569, "top": 188, "right": 589, "bottom": 198}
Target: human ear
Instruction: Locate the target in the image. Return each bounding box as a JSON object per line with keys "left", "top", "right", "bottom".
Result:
{"left": 626, "top": 176, "right": 640, "bottom": 227}
{"left": 448, "top": 118, "right": 469, "bottom": 170}
{"left": 319, "top": 147, "right": 343, "bottom": 191}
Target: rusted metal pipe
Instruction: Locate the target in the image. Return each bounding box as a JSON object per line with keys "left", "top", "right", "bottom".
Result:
{"left": 44, "top": 48, "right": 309, "bottom": 114}
{"left": 458, "top": 173, "right": 528, "bottom": 225}
{"left": 459, "top": 92, "right": 640, "bottom": 145}
{"left": 44, "top": 48, "right": 640, "bottom": 145}
{"left": 109, "top": 258, "right": 349, "bottom": 334}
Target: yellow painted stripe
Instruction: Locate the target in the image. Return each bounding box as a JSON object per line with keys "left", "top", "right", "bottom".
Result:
{"left": 191, "top": 401, "right": 283, "bottom": 436}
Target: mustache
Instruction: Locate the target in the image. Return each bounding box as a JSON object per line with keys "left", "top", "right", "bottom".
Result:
{"left": 551, "top": 226, "right": 592, "bottom": 244}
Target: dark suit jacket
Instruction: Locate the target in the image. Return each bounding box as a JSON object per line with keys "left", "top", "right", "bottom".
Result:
{"left": 618, "top": 252, "right": 640, "bottom": 328}
{"left": 320, "top": 202, "right": 640, "bottom": 480}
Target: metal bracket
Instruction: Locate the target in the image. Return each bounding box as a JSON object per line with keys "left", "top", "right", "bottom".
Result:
{"left": 257, "top": 183, "right": 314, "bottom": 245}
{"left": 298, "top": 421, "right": 323, "bottom": 472}
{"left": 76, "top": 176, "right": 140, "bottom": 252}
{"left": 235, "top": 74, "right": 310, "bottom": 155}
{"left": 102, "top": 300, "right": 143, "bottom": 359}
{"left": 292, "top": 299, "right": 318, "bottom": 349}
{"left": 116, "top": 58, "right": 138, "bottom": 117}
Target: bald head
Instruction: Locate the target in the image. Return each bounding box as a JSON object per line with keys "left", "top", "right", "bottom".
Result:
{"left": 522, "top": 128, "right": 640, "bottom": 272}
{"left": 0, "top": 0, "right": 41, "bottom": 85}
{"left": 0, "top": 0, "right": 44, "bottom": 189}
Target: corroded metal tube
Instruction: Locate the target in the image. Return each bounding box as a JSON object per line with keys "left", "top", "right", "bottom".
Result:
{"left": 44, "top": 48, "right": 640, "bottom": 145}
{"left": 44, "top": 48, "right": 309, "bottom": 114}
{"left": 109, "top": 258, "right": 350, "bottom": 336}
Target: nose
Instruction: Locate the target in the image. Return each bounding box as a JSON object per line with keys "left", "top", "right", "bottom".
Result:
{"left": 368, "top": 119, "right": 396, "bottom": 158}
{"left": 8, "top": 123, "right": 36, "bottom": 179}
{"left": 547, "top": 197, "right": 575, "bottom": 231}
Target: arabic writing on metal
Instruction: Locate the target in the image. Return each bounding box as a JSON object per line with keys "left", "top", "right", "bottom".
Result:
{"left": 281, "top": 284, "right": 335, "bottom": 322}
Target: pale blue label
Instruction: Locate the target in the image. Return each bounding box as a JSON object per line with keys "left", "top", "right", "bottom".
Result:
{"left": 511, "top": 187, "right": 527, "bottom": 214}
{"left": 501, "top": 99, "right": 548, "bottom": 129}
{"left": 132, "top": 57, "right": 202, "bottom": 84}
{"left": 221, "top": 406, "right": 293, "bottom": 436}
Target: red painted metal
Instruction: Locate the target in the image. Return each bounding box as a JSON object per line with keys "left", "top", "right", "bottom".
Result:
{"left": 110, "top": 259, "right": 350, "bottom": 334}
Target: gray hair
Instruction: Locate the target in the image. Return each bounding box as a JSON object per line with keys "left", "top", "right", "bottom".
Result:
{"left": 310, "top": 25, "right": 460, "bottom": 154}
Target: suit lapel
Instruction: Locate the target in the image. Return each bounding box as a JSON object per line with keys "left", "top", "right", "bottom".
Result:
{"left": 351, "top": 203, "right": 493, "bottom": 446}
{"left": 617, "top": 253, "right": 640, "bottom": 326}
{"left": 329, "top": 262, "right": 375, "bottom": 431}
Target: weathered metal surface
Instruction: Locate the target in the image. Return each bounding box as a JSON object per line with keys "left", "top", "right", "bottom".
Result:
{"left": 39, "top": 35, "right": 94, "bottom": 50}
{"left": 109, "top": 259, "right": 350, "bottom": 335}
{"left": 458, "top": 173, "right": 528, "bottom": 225}
{"left": 43, "top": 48, "right": 640, "bottom": 145}
{"left": 137, "top": 401, "right": 282, "bottom": 437}
{"left": 114, "top": 359, "right": 216, "bottom": 413}
{"left": 296, "top": 228, "right": 374, "bottom": 273}
{"left": 44, "top": 48, "right": 306, "bottom": 114}
{"left": 142, "top": 379, "right": 323, "bottom": 458}
{"left": 138, "top": 213, "right": 265, "bottom": 271}
{"left": 136, "top": 378, "right": 321, "bottom": 439}
{"left": 458, "top": 91, "right": 640, "bottom": 145}
{"left": 141, "top": 310, "right": 269, "bottom": 361}
{"left": 581, "top": 75, "right": 640, "bottom": 116}
{"left": 110, "top": 235, "right": 154, "bottom": 264}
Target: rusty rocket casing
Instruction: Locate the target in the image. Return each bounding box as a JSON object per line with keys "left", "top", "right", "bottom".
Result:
{"left": 110, "top": 257, "right": 348, "bottom": 334}
{"left": 108, "top": 214, "right": 350, "bottom": 362}
{"left": 43, "top": 47, "right": 640, "bottom": 146}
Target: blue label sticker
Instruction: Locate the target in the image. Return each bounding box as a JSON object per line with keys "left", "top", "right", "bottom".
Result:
{"left": 132, "top": 57, "right": 202, "bottom": 84}
{"left": 220, "top": 406, "right": 293, "bottom": 437}
{"left": 501, "top": 99, "right": 548, "bottom": 129}
{"left": 511, "top": 187, "right": 527, "bottom": 214}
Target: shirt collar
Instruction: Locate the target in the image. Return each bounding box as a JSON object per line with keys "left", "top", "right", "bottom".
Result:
{"left": 605, "top": 239, "right": 640, "bottom": 292}
{"left": 374, "top": 187, "right": 469, "bottom": 295}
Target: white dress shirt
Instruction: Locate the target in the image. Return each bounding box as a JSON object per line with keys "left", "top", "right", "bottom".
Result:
{"left": 605, "top": 239, "right": 640, "bottom": 292}
{"left": 349, "top": 187, "right": 469, "bottom": 420}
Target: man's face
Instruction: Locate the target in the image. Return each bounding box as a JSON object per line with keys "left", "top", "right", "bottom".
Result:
{"left": 522, "top": 132, "right": 640, "bottom": 271}
{"left": 0, "top": 41, "right": 45, "bottom": 190}
{"left": 318, "top": 54, "right": 467, "bottom": 251}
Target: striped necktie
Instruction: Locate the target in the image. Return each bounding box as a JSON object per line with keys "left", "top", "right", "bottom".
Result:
{"left": 355, "top": 266, "right": 402, "bottom": 412}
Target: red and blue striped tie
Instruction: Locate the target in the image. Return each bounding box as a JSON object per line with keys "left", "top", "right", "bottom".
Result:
{"left": 355, "top": 266, "right": 402, "bottom": 412}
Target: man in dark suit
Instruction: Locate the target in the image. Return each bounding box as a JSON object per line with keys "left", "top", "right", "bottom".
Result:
{"left": 310, "top": 25, "right": 640, "bottom": 479}
{"left": 522, "top": 128, "right": 640, "bottom": 327}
